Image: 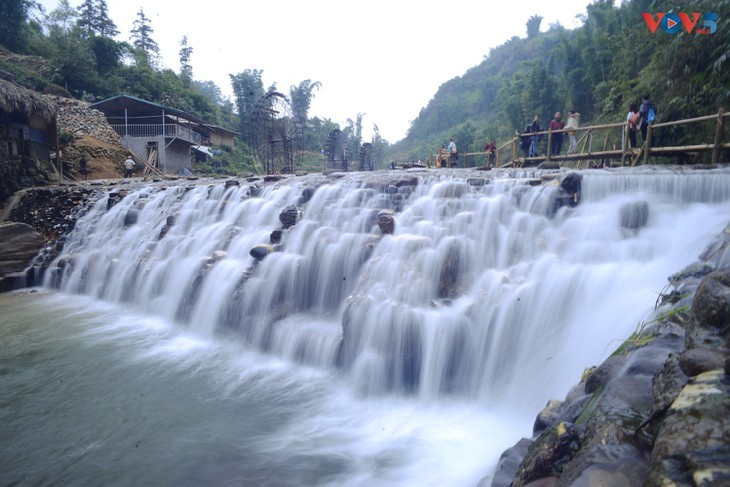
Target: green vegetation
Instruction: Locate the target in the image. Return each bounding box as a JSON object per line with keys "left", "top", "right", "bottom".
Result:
{"left": 391, "top": 0, "right": 730, "bottom": 162}
{"left": 1, "top": 0, "right": 377, "bottom": 175}
{"left": 4, "top": 0, "right": 728, "bottom": 170}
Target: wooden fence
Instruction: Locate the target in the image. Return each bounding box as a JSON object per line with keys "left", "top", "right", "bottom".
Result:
{"left": 431, "top": 109, "right": 729, "bottom": 169}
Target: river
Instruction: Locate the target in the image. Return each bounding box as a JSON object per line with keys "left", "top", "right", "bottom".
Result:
{"left": 1, "top": 167, "right": 729, "bottom": 486}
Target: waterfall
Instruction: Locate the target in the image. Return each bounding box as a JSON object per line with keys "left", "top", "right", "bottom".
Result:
{"left": 44, "top": 168, "right": 730, "bottom": 415}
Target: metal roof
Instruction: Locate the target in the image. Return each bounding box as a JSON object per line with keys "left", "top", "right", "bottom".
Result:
{"left": 89, "top": 94, "right": 206, "bottom": 125}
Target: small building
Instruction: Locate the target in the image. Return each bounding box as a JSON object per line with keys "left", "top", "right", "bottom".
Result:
{"left": 0, "top": 77, "right": 58, "bottom": 201}
{"left": 90, "top": 95, "right": 236, "bottom": 175}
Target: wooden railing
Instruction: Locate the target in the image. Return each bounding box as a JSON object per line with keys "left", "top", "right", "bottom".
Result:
{"left": 111, "top": 124, "right": 202, "bottom": 145}
{"left": 431, "top": 109, "right": 729, "bottom": 169}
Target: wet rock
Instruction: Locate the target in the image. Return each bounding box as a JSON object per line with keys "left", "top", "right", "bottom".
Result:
{"left": 534, "top": 400, "right": 562, "bottom": 435}
{"left": 691, "top": 270, "right": 730, "bottom": 341}
{"left": 270, "top": 229, "right": 282, "bottom": 244}
{"left": 263, "top": 175, "right": 282, "bottom": 182}
{"left": 513, "top": 422, "right": 581, "bottom": 487}
{"left": 250, "top": 243, "right": 275, "bottom": 261}
{"left": 487, "top": 438, "right": 533, "bottom": 487}
{"left": 467, "top": 177, "right": 486, "bottom": 187}
{"left": 652, "top": 353, "right": 689, "bottom": 417}
{"left": 647, "top": 370, "right": 730, "bottom": 486}
{"left": 558, "top": 443, "right": 648, "bottom": 487}
{"left": 225, "top": 179, "right": 240, "bottom": 188}
{"left": 300, "top": 187, "right": 316, "bottom": 205}
{"left": 279, "top": 205, "right": 299, "bottom": 229}
{"left": 669, "top": 262, "right": 716, "bottom": 285}
{"left": 159, "top": 215, "right": 175, "bottom": 239}
{"left": 679, "top": 348, "right": 727, "bottom": 377}
{"left": 585, "top": 355, "right": 626, "bottom": 394}
{"left": 0, "top": 222, "right": 44, "bottom": 276}
{"left": 123, "top": 209, "right": 138, "bottom": 226}
{"left": 619, "top": 200, "right": 649, "bottom": 230}
{"left": 560, "top": 172, "right": 582, "bottom": 195}
{"left": 394, "top": 175, "right": 418, "bottom": 187}
{"left": 377, "top": 211, "right": 395, "bottom": 235}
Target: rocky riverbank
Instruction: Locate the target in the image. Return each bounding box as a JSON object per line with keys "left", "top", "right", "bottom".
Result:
{"left": 485, "top": 225, "right": 730, "bottom": 486}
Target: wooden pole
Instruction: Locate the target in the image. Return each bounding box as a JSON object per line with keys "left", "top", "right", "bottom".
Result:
{"left": 712, "top": 108, "right": 725, "bottom": 164}
{"left": 643, "top": 124, "right": 653, "bottom": 165}
{"left": 547, "top": 128, "right": 552, "bottom": 162}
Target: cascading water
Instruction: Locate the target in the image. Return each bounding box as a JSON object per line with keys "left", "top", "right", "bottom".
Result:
{"left": 4, "top": 167, "right": 730, "bottom": 486}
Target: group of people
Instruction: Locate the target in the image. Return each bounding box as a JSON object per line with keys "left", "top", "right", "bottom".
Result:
{"left": 518, "top": 95, "right": 656, "bottom": 159}
{"left": 626, "top": 95, "right": 657, "bottom": 149}
{"left": 436, "top": 138, "right": 460, "bottom": 168}
{"left": 520, "top": 111, "right": 581, "bottom": 159}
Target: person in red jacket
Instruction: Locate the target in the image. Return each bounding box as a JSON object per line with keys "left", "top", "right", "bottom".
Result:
{"left": 549, "top": 112, "right": 566, "bottom": 156}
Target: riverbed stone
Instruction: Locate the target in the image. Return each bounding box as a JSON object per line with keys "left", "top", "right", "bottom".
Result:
{"left": 279, "top": 205, "right": 299, "bottom": 229}
{"left": 377, "top": 211, "right": 395, "bottom": 235}
{"left": 619, "top": 200, "right": 649, "bottom": 230}
{"left": 250, "top": 243, "right": 275, "bottom": 261}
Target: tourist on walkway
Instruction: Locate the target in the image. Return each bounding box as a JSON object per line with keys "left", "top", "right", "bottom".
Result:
{"left": 566, "top": 111, "right": 580, "bottom": 154}
{"left": 549, "top": 112, "right": 566, "bottom": 156}
{"left": 528, "top": 115, "right": 541, "bottom": 157}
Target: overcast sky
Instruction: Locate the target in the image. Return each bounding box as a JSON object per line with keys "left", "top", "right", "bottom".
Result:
{"left": 39, "top": 0, "right": 594, "bottom": 142}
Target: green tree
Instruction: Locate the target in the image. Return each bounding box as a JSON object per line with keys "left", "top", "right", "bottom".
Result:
{"left": 289, "top": 79, "right": 321, "bottom": 124}
{"left": 229, "top": 69, "right": 265, "bottom": 145}
{"left": 94, "top": 0, "right": 118, "bottom": 37}
{"left": 46, "top": 0, "right": 77, "bottom": 32}
{"left": 179, "top": 36, "right": 193, "bottom": 83}
{"left": 130, "top": 8, "right": 159, "bottom": 66}
{"left": 526, "top": 15, "right": 542, "bottom": 38}
{"left": 0, "top": 0, "right": 32, "bottom": 51}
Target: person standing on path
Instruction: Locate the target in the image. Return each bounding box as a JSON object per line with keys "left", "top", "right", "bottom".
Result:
{"left": 124, "top": 155, "right": 135, "bottom": 178}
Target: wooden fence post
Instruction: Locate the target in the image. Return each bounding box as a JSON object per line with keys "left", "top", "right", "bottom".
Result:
{"left": 546, "top": 128, "right": 552, "bottom": 161}
{"left": 712, "top": 108, "right": 725, "bottom": 164}
{"left": 643, "top": 124, "right": 653, "bottom": 165}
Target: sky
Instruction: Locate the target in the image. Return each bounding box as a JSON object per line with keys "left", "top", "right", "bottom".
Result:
{"left": 38, "top": 0, "right": 594, "bottom": 143}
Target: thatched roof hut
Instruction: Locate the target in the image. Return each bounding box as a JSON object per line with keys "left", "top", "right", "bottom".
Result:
{"left": 0, "top": 78, "right": 56, "bottom": 122}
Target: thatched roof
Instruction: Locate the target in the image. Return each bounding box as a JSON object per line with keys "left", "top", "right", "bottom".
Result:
{"left": 0, "top": 78, "right": 57, "bottom": 122}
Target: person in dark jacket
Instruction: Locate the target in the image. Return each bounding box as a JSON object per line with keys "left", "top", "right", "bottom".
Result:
{"left": 528, "top": 115, "right": 541, "bottom": 157}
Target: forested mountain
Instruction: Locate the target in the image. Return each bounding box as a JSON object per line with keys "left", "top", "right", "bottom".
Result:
{"left": 390, "top": 0, "right": 730, "bottom": 162}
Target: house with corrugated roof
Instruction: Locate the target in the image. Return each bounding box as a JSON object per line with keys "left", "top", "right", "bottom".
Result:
{"left": 90, "top": 95, "right": 238, "bottom": 175}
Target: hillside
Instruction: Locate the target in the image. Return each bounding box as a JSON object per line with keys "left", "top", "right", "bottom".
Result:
{"left": 389, "top": 0, "right": 730, "bottom": 162}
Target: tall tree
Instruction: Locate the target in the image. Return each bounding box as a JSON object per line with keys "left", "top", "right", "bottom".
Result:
{"left": 179, "top": 35, "right": 193, "bottom": 83}
{"left": 289, "top": 79, "right": 321, "bottom": 123}
{"left": 0, "top": 0, "right": 32, "bottom": 51}
{"left": 130, "top": 8, "right": 159, "bottom": 66}
{"left": 46, "top": 0, "right": 77, "bottom": 32}
{"left": 76, "top": 0, "right": 118, "bottom": 38}
{"left": 230, "top": 69, "right": 265, "bottom": 145}
{"left": 95, "top": 0, "right": 118, "bottom": 37}
{"left": 76, "top": 0, "right": 95, "bottom": 37}
{"left": 526, "top": 15, "right": 543, "bottom": 38}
